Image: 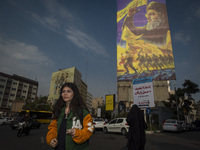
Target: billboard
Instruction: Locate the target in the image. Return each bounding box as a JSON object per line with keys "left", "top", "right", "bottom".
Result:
{"left": 117, "top": 0, "right": 176, "bottom": 81}
{"left": 133, "top": 76, "right": 155, "bottom": 108}
{"left": 105, "top": 94, "right": 115, "bottom": 111}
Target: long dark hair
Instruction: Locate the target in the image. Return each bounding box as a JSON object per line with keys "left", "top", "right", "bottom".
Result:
{"left": 52, "top": 82, "right": 88, "bottom": 119}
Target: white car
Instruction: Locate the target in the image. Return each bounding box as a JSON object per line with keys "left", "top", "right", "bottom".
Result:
{"left": 0, "top": 117, "right": 14, "bottom": 125}
{"left": 93, "top": 118, "right": 105, "bottom": 130}
{"left": 103, "top": 118, "right": 129, "bottom": 135}
{"left": 163, "top": 119, "right": 183, "bottom": 132}
{"left": 0, "top": 117, "right": 7, "bottom": 125}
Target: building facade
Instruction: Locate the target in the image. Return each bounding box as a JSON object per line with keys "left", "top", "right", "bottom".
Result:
{"left": 0, "top": 72, "right": 38, "bottom": 112}
{"left": 117, "top": 80, "right": 170, "bottom": 112}
{"left": 47, "top": 67, "right": 88, "bottom": 106}
{"left": 86, "top": 92, "right": 93, "bottom": 113}
{"left": 80, "top": 80, "right": 88, "bottom": 104}
{"left": 91, "top": 97, "right": 104, "bottom": 116}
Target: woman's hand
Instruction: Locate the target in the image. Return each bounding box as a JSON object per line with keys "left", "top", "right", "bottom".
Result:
{"left": 66, "top": 128, "right": 76, "bottom": 137}
{"left": 50, "top": 138, "right": 58, "bottom": 147}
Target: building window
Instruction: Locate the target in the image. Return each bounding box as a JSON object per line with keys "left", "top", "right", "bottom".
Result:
{"left": 10, "top": 94, "right": 15, "bottom": 97}
{"left": 0, "top": 79, "right": 6, "bottom": 82}
{"left": 0, "top": 85, "right": 5, "bottom": 89}
{"left": 12, "top": 88, "right": 16, "bottom": 91}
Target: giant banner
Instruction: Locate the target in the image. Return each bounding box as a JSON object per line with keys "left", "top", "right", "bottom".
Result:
{"left": 117, "top": 0, "right": 176, "bottom": 81}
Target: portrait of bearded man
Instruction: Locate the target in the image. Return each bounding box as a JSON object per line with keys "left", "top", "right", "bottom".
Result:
{"left": 123, "top": 1, "right": 170, "bottom": 46}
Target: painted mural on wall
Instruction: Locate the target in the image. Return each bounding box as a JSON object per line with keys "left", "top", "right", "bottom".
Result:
{"left": 48, "top": 68, "right": 75, "bottom": 101}
{"left": 117, "top": 0, "right": 176, "bottom": 81}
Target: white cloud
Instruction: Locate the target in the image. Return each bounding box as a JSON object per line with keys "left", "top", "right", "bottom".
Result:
{"left": 0, "top": 36, "right": 53, "bottom": 75}
{"left": 190, "top": 1, "right": 200, "bottom": 18}
{"left": 43, "top": 0, "right": 74, "bottom": 20}
{"left": 29, "top": 0, "right": 109, "bottom": 58}
{"left": 0, "top": 36, "right": 55, "bottom": 96}
{"left": 65, "top": 27, "right": 109, "bottom": 57}
{"left": 31, "top": 13, "right": 60, "bottom": 33}
{"left": 173, "top": 32, "right": 191, "bottom": 45}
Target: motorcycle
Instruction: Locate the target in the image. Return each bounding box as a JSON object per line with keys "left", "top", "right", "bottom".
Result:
{"left": 17, "top": 121, "right": 31, "bottom": 137}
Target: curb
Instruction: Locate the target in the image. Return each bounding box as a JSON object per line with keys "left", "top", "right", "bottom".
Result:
{"left": 146, "top": 130, "right": 161, "bottom": 134}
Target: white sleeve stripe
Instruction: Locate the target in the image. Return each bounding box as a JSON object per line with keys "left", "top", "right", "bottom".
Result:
{"left": 87, "top": 122, "right": 94, "bottom": 132}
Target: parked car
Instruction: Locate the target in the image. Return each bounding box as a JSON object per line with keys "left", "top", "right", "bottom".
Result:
{"left": 0, "top": 117, "right": 7, "bottom": 125}
{"left": 5, "top": 117, "right": 14, "bottom": 124}
{"left": 189, "top": 122, "right": 196, "bottom": 131}
{"left": 103, "top": 118, "right": 129, "bottom": 135}
{"left": 180, "top": 121, "right": 189, "bottom": 131}
{"left": 0, "top": 117, "right": 14, "bottom": 125}
{"left": 93, "top": 118, "right": 105, "bottom": 130}
{"left": 163, "top": 119, "right": 183, "bottom": 132}
{"left": 10, "top": 117, "right": 41, "bottom": 129}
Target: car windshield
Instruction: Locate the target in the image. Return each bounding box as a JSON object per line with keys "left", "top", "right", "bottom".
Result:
{"left": 165, "top": 120, "right": 176, "bottom": 123}
{"left": 94, "top": 118, "right": 104, "bottom": 121}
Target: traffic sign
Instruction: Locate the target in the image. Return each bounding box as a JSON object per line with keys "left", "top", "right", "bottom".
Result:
{"left": 146, "top": 107, "right": 151, "bottom": 114}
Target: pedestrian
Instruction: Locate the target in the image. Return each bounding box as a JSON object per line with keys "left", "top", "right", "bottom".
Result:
{"left": 126, "top": 105, "right": 147, "bottom": 150}
{"left": 194, "top": 118, "right": 200, "bottom": 131}
{"left": 46, "top": 82, "right": 94, "bottom": 150}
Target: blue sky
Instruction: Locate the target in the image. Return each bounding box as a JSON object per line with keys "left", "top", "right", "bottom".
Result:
{"left": 0, "top": 0, "right": 200, "bottom": 101}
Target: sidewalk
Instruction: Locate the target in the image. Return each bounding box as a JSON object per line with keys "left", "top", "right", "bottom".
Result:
{"left": 146, "top": 130, "right": 162, "bottom": 134}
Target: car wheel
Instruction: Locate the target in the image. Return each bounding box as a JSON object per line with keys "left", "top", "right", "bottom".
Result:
{"left": 121, "top": 128, "right": 127, "bottom": 135}
{"left": 2, "top": 122, "right": 6, "bottom": 125}
{"left": 103, "top": 127, "right": 108, "bottom": 134}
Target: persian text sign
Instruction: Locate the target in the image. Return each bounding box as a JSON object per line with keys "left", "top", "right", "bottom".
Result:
{"left": 105, "top": 94, "right": 115, "bottom": 111}
{"left": 133, "top": 76, "right": 155, "bottom": 108}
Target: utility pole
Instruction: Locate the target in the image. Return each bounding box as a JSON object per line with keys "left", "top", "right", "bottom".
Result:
{"left": 85, "top": 52, "right": 88, "bottom": 83}
{"left": 175, "top": 87, "right": 179, "bottom": 121}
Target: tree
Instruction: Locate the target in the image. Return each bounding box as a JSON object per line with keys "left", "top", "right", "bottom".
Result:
{"left": 99, "top": 104, "right": 111, "bottom": 120}
{"left": 22, "top": 99, "right": 35, "bottom": 110}
{"left": 22, "top": 96, "right": 52, "bottom": 111}
{"left": 182, "top": 79, "right": 200, "bottom": 99}
{"left": 165, "top": 88, "right": 183, "bottom": 115}
{"left": 181, "top": 80, "right": 200, "bottom": 117}
{"left": 165, "top": 80, "right": 199, "bottom": 120}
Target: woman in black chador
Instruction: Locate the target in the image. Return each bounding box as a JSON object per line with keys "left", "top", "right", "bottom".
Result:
{"left": 126, "top": 105, "right": 147, "bottom": 150}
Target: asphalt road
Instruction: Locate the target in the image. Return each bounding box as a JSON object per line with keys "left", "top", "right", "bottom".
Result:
{"left": 0, "top": 124, "right": 200, "bottom": 150}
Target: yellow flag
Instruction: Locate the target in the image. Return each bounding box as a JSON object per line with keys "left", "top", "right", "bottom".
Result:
{"left": 117, "top": 0, "right": 148, "bottom": 23}
{"left": 121, "top": 26, "right": 143, "bottom": 41}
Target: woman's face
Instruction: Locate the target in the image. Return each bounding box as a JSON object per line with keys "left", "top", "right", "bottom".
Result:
{"left": 61, "top": 86, "right": 74, "bottom": 103}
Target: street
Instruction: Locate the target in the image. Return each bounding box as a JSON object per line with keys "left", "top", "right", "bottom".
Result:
{"left": 0, "top": 124, "right": 200, "bottom": 150}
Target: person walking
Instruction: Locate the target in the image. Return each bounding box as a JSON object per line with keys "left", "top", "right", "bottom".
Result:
{"left": 46, "top": 82, "right": 94, "bottom": 150}
{"left": 126, "top": 105, "right": 147, "bottom": 150}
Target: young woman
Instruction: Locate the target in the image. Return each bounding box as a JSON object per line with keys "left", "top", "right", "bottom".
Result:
{"left": 46, "top": 83, "right": 93, "bottom": 150}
